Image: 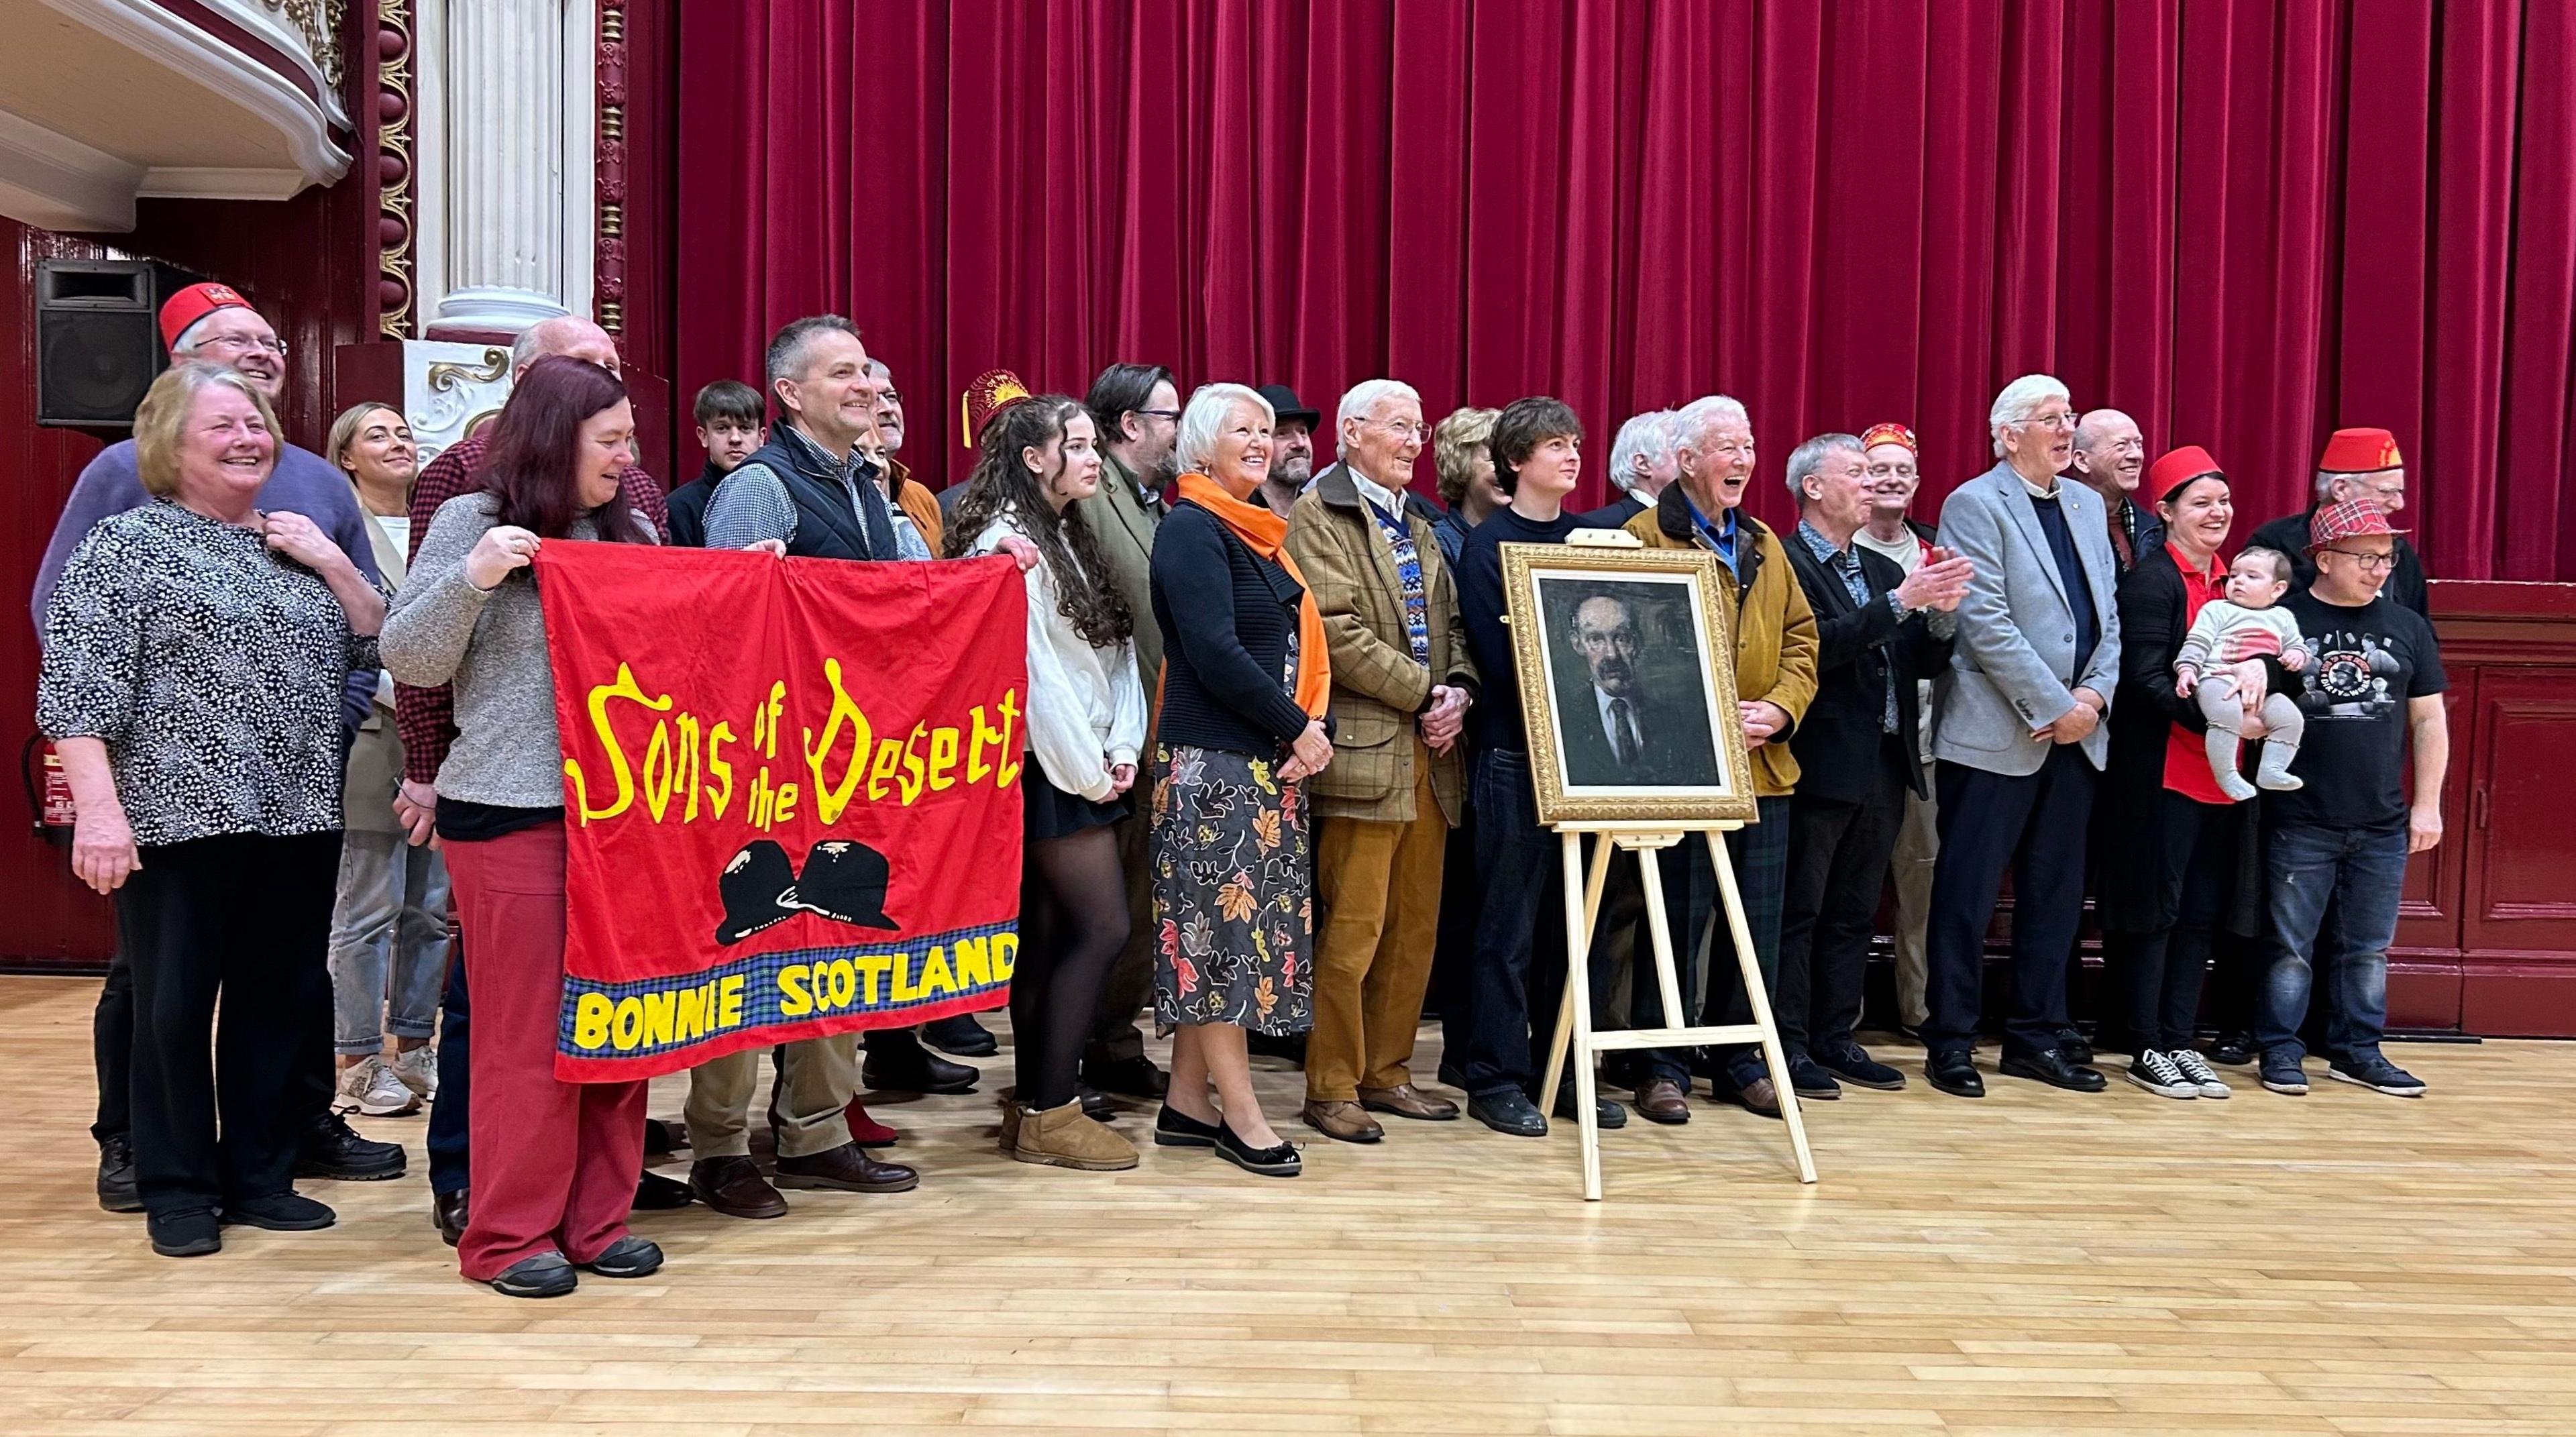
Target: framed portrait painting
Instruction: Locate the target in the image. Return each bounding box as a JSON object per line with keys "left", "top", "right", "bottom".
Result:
{"left": 1499, "top": 541, "right": 1756, "bottom": 827}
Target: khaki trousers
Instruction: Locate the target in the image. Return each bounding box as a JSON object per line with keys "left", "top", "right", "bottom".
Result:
{"left": 684, "top": 1034, "right": 858, "bottom": 1159}
{"left": 1890, "top": 765, "right": 1939, "bottom": 1029}
{"left": 1307, "top": 741, "right": 1447, "bottom": 1103}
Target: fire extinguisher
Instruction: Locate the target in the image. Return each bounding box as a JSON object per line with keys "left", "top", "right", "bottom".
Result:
{"left": 23, "top": 735, "right": 75, "bottom": 847}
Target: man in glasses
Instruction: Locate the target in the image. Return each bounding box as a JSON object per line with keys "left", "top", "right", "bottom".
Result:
{"left": 2249, "top": 428, "right": 2430, "bottom": 616}
{"left": 2253, "top": 498, "right": 2445, "bottom": 1099}
{"left": 1919, "top": 374, "right": 2123, "bottom": 1100}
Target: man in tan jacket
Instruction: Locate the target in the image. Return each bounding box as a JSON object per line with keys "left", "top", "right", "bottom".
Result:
{"left": 1285, "top": 379, "right": 1479, "bottom": 1143}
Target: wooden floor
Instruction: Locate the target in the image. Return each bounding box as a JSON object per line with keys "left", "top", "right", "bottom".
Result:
{"left": 2, "top": 975, "right": 2572, "bottom": 1436}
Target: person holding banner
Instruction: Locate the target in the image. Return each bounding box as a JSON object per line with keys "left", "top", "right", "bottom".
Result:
{"left": 1147, "top": 382, "right": 1333, "bottom": 1178}
{"left": 949, "top": 394, "right": 1148, "bottom": 1171}
{"left": 383, "top": 356, "right": 670, "bottom": 1297}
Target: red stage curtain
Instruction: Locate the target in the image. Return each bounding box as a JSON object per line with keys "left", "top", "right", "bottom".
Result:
{"left": 669, "top": 0, "right": 2576, "bottom": 581}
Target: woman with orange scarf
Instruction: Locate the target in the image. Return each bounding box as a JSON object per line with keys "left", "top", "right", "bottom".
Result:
{"left": 1145, "top": 382, "right": 1334, "bottom": 1177}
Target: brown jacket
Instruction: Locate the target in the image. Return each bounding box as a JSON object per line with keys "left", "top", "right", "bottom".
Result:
{"left": 1075, "top": 453, "right": 1164, "bottom": 714}
{"left": 1285, "top": 464, "right": 1477, "bottom": 824}
{"left": 1622, "top": 485, "right": 1819, "bottom": 797}
{"left": 888, "top": 456, "right": 942, "bottom": 557}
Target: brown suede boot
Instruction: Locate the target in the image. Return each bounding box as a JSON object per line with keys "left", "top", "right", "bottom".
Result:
{"left": 1012, "top": 1099, "right": 1138, "bottom": 1171}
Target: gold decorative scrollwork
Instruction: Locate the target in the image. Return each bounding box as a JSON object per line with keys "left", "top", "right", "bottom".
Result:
{"left": 264, "top": 0, "right": 347, "bottom": 87}
{"left": 427, "top": 349, "right": 512, "bottom": 392}
{"left": 378, "top": 1, "right": 415, "bottom": 339}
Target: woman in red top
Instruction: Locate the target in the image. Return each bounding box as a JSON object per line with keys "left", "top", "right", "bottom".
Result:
{"left": 2099, "top": 446, "right": 2282, "bottom": 1102}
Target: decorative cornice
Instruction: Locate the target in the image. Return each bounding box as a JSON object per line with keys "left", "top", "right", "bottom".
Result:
{"left": 594, "top": 0, "right": 627, "bottom": 336}
{"left": 376, "top": 0, "right": 415, "bottom": 339}
{"left": 260, "top": 0, "right": 345, "bottom": 89}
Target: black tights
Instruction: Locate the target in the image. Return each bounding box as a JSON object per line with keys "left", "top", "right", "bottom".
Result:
{"left": 1011, "top": 825, "right": 1130, "bottom": 1110}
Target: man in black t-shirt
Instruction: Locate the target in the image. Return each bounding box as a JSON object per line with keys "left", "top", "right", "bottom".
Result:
{"left": 2255, "top": 500, "right": 2449, "bottom": 1100}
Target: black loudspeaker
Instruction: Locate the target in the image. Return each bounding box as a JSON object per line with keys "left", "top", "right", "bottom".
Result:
{"left": 35, "top": 260, "right": 205, "bottom": 428}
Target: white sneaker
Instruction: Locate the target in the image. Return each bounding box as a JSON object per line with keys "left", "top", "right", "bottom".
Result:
{"left": 2124, "top": 1048, "right": 2199, "bottom": 1100}
{"left": 2169, "top": 1047, "right": 2231, "bottom": 1099}
{"left": 392, "top": 1045, "right": 439, "bottom": 1100}
{"left": 334, "top": 1056, "right": 421, "bottom": 1117}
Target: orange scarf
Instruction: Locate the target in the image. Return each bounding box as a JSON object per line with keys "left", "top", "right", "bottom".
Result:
{"left": 1174, "top": 472, "right": 1332, "bottom": 721}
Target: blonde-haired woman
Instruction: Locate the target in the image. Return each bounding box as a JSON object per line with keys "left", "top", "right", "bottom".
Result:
{"left": 1429, "top": 407, "right": 1502, "bottom": 568}
{"left": 40, "top": 362, "right": 386, "bottom": 1259}
{"left": 321, "top": 403, "right": 449, "bottom": 1118}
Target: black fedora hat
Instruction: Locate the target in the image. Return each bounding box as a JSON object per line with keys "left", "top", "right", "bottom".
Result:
{"left": 789, "top": 839, "right": 900, "bottom": 930}
{"left": 1255, "top": 383, "right": 1321, "bottom": 429}
{"left": 714, "top": 839, "right": 800, "bottom": 946}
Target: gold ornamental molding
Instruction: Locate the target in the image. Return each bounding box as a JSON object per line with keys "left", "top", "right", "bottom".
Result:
{"left": 595, "top": 0, "right": 627, "bottom": 335}
{"left": 264, "top": 0, "right": 349, "bottom": 88}
{"left": 376, "top": 0, "right": 416, "bottom": 339}
{"left": 426, "top": 347, "right": 511, "bottom": 392}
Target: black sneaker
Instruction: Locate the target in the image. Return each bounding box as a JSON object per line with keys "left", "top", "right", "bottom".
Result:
{"left": 147, "top": 1206, "right": 221, "bottom": 1258}
{"left": 1813, "top": 1042, "right": 1906, "bottom": 1092}
{"left": 2210, "top": 1032, "right": 2257, "bottom": 1067}
{"left": 1083, "top": 1054, "right": 1171, "bottom": 1100}
{"left": 1152, "top": 1104, "right": 1223, "bottom": 1149}
{"left": 579, "top": 1234, "right": 665, "bottom": 1278}
{"left": 1213, "top": 1120, "right": 1301, "bottom": 1177}
{"left": 2259, "top": 1051, "right": 2309, "bottom": 1096}
{"left": 2327, "top": 1053, "right": 2427, "bottom": 1098}
{"left": 1784, "top": 1053, "right": 1843, "bottom": 1100}
{"left": 922, "top": 1013, "right": 1000, "bottom": 1057}
{"left": 220, "top": 1191, "right": 336, "bottom": 1230}
{"left": 2123, "top": 1049, "right": 2200, "bottom": 1100}
{"left": 489, "top": 1251, "right": 578, "bottom": 1299}
{"left": 295, "top": 1112, "right": 406, "bottom": 1181}
{"left": 96, "top": 1134, "right": 142, "bottom": 1214}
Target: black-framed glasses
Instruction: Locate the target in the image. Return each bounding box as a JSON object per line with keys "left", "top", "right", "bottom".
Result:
{"left": 1134, "top": 408, "right": 1181, "bottom": 421}
{"left": 2322, "top": 547, "right": 2398, "bottom": 570}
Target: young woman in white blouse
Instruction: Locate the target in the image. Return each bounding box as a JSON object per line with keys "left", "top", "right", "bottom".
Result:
{"left": 946, "top": 394, "right": 1147, "bottom": 1171}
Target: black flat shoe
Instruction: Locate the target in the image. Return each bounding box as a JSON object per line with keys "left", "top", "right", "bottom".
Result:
{"left": 579, "top": 1234, "right": 665, "bottom": 1278}
{"left": 489, "top": 1252, "right": 577, "bottom": 1299}
{"left": 861, "top": 1049, "right": 980, "bottom": 1095}
{"left": 1999, "top": 1048, "right": 2108, "bottom": 1093}
{"left": 433, "top": 1188, "right": 468, "bottom": 1247}
{"left": 220, "top": 1192, "right": 335, "bottom": 1230}
{"left": 1214, "top": 1121, "right": 1301, "bottom": 1177}
{"left": 1469, "top": 1090, "right": 1548, "bottom": 1137}
{"left": 2210, "top": 1032, "right": 2256, "bottom": 1067}
{"left": 1926, "top": 1051, "right": 1985, "bottom": 1098}
{"left": 1551, "top": 1089, "right": 1627, "bottom": 1129}
{"left": 97, "top": 1135, "right": 142, "bottom": 1214}
{"left": 147, "top": 1207, "right": 221, "bottom": 1258}
{"left": 1077, "top": 1084, "right": 1116, "bottom": 1121}
{"left": 632, "top": 1170, "right": 695, "bottom": 1211}
{"left": 2055, "top": 1027, "right": 2095, "bottom": 1066}
{"left": 922, "top": 1013, "right": 1000, "bottom": 1057}
{"left": 1083, "top": 1054, "right": 1171, "bottom": 1100}
{"left": 1153, "top": 1104, "right": 1223, "bottom": 1148}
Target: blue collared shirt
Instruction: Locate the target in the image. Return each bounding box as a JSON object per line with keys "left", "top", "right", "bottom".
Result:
{"left": 1680, "top": 490, "right": 1740, "bottom": 576}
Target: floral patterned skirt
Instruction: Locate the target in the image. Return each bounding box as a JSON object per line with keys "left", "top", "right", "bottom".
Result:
{"left": 1150, "top": 742, "right": 1314, "bottom": 1036}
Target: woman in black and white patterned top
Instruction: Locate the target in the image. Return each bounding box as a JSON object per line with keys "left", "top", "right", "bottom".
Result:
{"left": 38, "top": 362, "right": 384, "bottom": 1261}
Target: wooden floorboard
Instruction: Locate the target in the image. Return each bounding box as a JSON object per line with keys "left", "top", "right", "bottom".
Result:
{"left": 0, "top": 974, "right": 2569, "bottom": 1435}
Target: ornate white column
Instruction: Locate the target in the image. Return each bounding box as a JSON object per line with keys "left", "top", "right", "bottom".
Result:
{"left": 413, "top": 0, "right": 594, "bottom": 336}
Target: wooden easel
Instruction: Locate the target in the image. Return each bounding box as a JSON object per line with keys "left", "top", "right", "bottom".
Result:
{"left": 1538, "top": 822, "right": 1817, "bottom": 1200}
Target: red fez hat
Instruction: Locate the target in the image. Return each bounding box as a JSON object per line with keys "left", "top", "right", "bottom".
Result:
{"left": 2308, "top": 496, "right": 2406, "bottom": 552}
{"left": 2146, "top": 445, "right": 2224, "bottom": 501}
{"left": 1859, "top": 422, "right": 1917, "bottom": 454}
{"left": 2318, "top": 427, "right": 2402, "bottom": 474}
{"left": 158, "top": 282, "right": 252, "bottom": 350}
{"left": 961, "top": 369, "right": 1032, "bottom": 447}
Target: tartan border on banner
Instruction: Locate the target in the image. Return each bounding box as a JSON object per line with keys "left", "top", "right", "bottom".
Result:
{"left": 553, "top": 920, "right": 1018, "bottom": 1081}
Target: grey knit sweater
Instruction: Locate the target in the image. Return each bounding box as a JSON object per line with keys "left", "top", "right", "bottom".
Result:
{"left": 382, "top": 492, "right": 655, "bottom": 807}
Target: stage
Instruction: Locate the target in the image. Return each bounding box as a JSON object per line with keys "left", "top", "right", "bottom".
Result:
{"left": 0, "top": 974, "right": 2567, "bottom": 1436}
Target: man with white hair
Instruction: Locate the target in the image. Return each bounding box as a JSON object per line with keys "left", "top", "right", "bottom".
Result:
{"left": 34, "top": 282, "right": 400, "bottom": 1214}
{"left": 1920, "top": 374, "right": 2123, "bottom": 1099}
{"left": 1285, "top": 378, "right": 1478, "bottom": 1143}
{"left": 2070, "top": 409, "right": 2159, "bottom": 571}
{"left": 1580, "top": 409, "right": 1677, "bottom": 525}
{"left": 2249, "top": 427, "right": 2430, "bottom": 616}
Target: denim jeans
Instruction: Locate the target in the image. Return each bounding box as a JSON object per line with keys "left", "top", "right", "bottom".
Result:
{"left": 327, "top": 831, "right": 451, "bottom": 1054}
{"left": 1458, "top": 749, "right": 1563, "bottom": 1099}
{"left": 2257, "top": 822, "right": 2406, "bottom": 1063}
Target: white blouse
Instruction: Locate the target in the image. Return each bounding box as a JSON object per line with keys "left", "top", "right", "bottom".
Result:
{"left": 971, "top": 511, "right": 1147, "bottom": 802}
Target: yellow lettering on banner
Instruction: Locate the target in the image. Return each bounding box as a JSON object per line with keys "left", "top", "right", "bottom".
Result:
{"left": 953, "top": 935, "right": 990, "bottom": 988}
{"left": 642, "top": 723, "right": 677, "bottom": 821}
{"left": 773, "top": 782, "right": 799, "bottom": 824}
{"left": 762, "top": 682, "right": 786, "bottom": 759}
{"left": 574, "top": 992, "right": 613, "bottom": 1050}
{"left": 890, "top": 949, "right": 920, "bottom": 1002}
{"left": 612, "top": 996, "right": 645, "bottom": 1051}
{"left": 777, "top": 965, "right": 812, "bottom": 1018}
{"left": 801, "top": 657, "right": 875, "bottom": 824}
{"left": 748, "top": 768, "right": 780, "bottom": 830}
{"left": 718, "top": 975, "right": 745, "bottom": 1028}
{"left": 920, "top": 943, "right": 955, "bottom": 998}
{"left": 678, "top": 981, "right": 708, "bottom": 1036}
{"left": 568, "top": 663, "right": 674, "bottom": 823}
{"left": 676, "top": 714, "right": 704, "bottom": 821}
{"left": 991, "top": 931, "right": 1019, "bottom": 981}
{"left": 926, "top": 727, "right": 959, "bottom": 791}
{"left": 867, "top": 737, "right": 904, "bottom": 802}
{"left": 826, "top": 958, "right": 858, "bottom": 1010}
{"left": 857, "top": 953, "right": 894, "bottom": 1006}
{"left": 967, "top": 704, "right": 1000, "bottom": 783}
{"left": 642, "top": 988, "right": 677, "bottom": 1047}
{"left": 893, "top": 723, "right": 928, "bottom": 806}
{"left": 705, "top": 721, "right": 735, "bottom": 818}
{"left": 996, "top": 689, "right": 1024, "bottom": 786}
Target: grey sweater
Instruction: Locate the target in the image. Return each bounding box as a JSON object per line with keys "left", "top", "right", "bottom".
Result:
{"left": 382, "top": 492, "right": 655, "bottom": 808}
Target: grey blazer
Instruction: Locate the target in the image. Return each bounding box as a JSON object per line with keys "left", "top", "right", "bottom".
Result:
{"left": 1930, "top": 461, "right": 2123, "bottom": 776}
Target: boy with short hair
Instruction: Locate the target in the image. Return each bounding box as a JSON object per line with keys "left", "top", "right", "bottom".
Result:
{"left": 666, "top": 380, "right": 765, "bottom": 548}
{"left": 2174, "top": 545, "right": 2313, "bottom": 800}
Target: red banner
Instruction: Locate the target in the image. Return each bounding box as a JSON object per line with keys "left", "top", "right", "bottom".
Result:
{"left": 533, "top": 543, "right": 1027, "bottom": 1081}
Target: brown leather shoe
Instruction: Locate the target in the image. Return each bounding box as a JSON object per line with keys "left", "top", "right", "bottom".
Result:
{"left": 1357, "top": 1083, "right": 1460, "bottom": 1121}
{"left": 1731, "top": 1076, "right": 1784, "bottom": 1120}
{"left": 1300, "top": 1100, "right": 1385, "bottom": 1144}
{"left": 431, "top": 1187, "right": 468, "bottom": 1247}
{"left": 1633, "top": 1077, "right": 1693, "bottom": 1125}
{"left": 773, "top": 1141, "right": 920, "bottom": 1193}
{"left": 690, "top": 1155, "right": 788, "bottom": 1218}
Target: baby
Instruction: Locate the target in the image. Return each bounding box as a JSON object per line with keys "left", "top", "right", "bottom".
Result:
{"left": 2174, "top": 547, "right": 2313, "bottom": 801}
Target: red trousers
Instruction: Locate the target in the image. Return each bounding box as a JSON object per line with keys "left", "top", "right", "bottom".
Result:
{"left": 444, "top": 822, "right": 647, "bottom": 1282}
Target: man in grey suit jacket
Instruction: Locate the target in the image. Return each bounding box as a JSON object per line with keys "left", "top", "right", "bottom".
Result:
{"left": 1921, "top": 374, "right": 2123, "bottom": 1099}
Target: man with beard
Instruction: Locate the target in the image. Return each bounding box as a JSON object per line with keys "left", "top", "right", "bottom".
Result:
{"left": 2072, "top": 409, "right": 2157, "bottom": 572}
{"left": 1254, "top": 383, "right": 1322, "bottom": 517}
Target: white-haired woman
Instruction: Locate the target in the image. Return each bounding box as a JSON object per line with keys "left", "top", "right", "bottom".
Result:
{"left": 40, "top": 362, "right": 386, "bottom": 1259}
{"left": 1146, "top": 382, "right": 1334, "bottom": 1177}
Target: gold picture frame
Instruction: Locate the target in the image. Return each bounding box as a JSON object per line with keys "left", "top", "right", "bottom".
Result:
{"left": 1500, "top": 541, "right": 1756, "bottom": 827}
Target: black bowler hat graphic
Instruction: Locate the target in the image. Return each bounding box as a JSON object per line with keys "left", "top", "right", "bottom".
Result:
{"left": 713, "top": 837, "right": 900, "bottom": 947}
{"left": 715, "top": 839, "right": 801, "bottom": 946}
{"left": 787, "top": 840, "right": 899, "bottom": 930}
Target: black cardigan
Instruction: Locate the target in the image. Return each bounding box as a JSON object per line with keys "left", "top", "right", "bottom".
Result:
{"left": 1149, "top": 501, "right": 1318, "bottom": 758}
{"left": 1778, "top": 535, "right": 1948, "bottom": 804}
